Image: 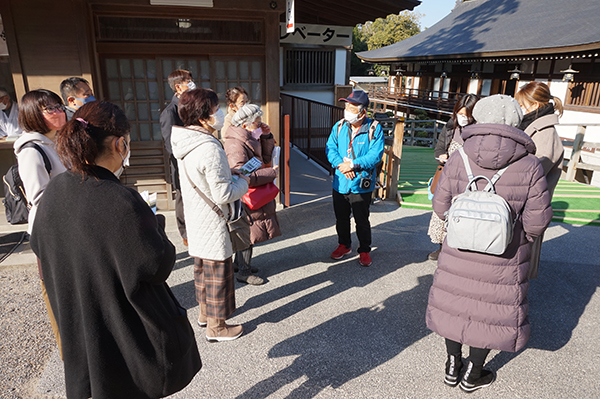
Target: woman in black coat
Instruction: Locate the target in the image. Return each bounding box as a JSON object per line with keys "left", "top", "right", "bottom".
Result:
{"left": 30, "top": 101, "right": 201, "bottom": 399}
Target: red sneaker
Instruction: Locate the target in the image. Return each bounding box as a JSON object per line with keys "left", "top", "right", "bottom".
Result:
{"left": 359, "top": 252, "right": 372, "bottom": 267}
{"left": 330, "top": 245, "right": 352, "bottom": 260}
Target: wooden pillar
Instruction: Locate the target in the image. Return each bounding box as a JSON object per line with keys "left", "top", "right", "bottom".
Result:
{"left": 387, "top": 120, "right": 404, "bottom": 201}
{"left": 284, "top": 114, "right": 291, "bottom": 207}
{"left": 566, "top": 126, "right": 586, "bottom": 181}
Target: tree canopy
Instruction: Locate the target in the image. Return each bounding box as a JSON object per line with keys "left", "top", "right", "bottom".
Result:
{"left": 351, "top": 11, "right": 421, "bottom": 76}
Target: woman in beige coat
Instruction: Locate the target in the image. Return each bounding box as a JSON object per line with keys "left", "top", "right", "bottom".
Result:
{"left": 515, "top": 82, "right": 564, "bottom": 278}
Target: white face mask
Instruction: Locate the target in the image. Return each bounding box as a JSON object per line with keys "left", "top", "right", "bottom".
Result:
{"left": 114, "top": 139, "right": 130, "bottom": 178}
{"left": 208, "top": 108, "right": 225, "bottom": 131}
{"left": 0, "top": 103, "right": 6, "bottom": 111}
{"left": 456, "top": 114, "right": 469, "bottom": 127}
{"left": 344, "top": 109, "right": 363, "bottom": 125}
{"left": 186, "top": 81, "right": 197, "bottom": 91}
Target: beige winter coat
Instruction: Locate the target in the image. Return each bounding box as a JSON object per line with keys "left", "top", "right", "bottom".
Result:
{"left": 523, "top": 113, "right": 564, "bottom": 196}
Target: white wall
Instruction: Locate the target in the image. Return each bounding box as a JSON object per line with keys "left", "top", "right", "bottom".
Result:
{"left": 468, "top": 79, "right": 479, "bottom": 94}
{"left": 334, "top": 49, "right": 347, "bottom": 86}
{"left": 281, "top": 90, "right": 335, "bottom": 105}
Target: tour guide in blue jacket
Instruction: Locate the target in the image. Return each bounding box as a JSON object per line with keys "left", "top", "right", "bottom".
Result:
{"left": 326, "top": 90, "right": 384, "bottom": 267}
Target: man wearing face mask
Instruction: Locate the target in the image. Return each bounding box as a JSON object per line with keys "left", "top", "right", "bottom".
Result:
{"left": 0, "top": 88, "right": 23, "bottom": 137}
{"left": 59, "top": 77, "right": 97, "bottom": 121}
{"left": 325, "top": 90, "right": 384, "bottom": 267}
{"left": 160, "top": 69, "right": 198, "bottom": 246}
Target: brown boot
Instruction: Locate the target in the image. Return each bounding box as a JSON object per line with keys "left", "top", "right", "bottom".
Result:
{"left": 197, "top": 303, "right": 207, "bottom": 327}
{"left": 428, "top": 244, "right": 442, "bottom": 261}
{"left": 206, "top": 318, "right": 243, "bottom": 342}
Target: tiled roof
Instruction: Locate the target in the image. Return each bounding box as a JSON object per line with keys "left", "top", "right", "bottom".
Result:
{"left": 357, "top": 0, "right": 600, "bottom": 62}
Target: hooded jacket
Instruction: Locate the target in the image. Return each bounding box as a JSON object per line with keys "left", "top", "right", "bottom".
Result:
{"left": 171, "top": 125, "right": 248, "bottom": 260}
{"left": 223, "top": 125, "right": 281, "bottom": 244}
{"left": 14, "top": 132, "right": 67, "bottom": 234}
{"left": 426, "top": 123, "right": 553, "bottom": 352}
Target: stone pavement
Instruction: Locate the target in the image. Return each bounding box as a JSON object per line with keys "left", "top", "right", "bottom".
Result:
{"left": 4, "top": 146, "right": 600, "bottom": 398}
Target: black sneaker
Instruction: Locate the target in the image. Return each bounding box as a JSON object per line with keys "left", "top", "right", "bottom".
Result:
{"left": 459, "top": 362, "right": 496, "bottom": 393}
{"left": 444, "top": 354, "right": 463, "bottom": 387}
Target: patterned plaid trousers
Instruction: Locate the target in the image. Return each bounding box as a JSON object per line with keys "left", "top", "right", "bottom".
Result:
{"left": 194, "top": 257, "right": 236, "bottom": 319}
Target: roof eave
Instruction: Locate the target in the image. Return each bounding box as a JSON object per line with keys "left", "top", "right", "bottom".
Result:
{"left": 357, "top": 41, "right": 600, "bottom": 63}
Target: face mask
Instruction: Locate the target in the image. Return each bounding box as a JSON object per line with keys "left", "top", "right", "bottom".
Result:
{"left": 114, "top": 139, "right": 130, "bottom": 178}
{"left": 520, "top": 106, "right": 530, "bottom": 115}
{"left": 0, "top": 103, "right": 6, "bottom": 111}
{"left": 186, "top": 81, "right": 197, "bottom": 91}
{"left": 251, "top": 127, "right": 263, "bottom": 140}
{"left": 73, "top": 95, "right": 96, "bottom": 108}
{"left": 344, "top": 109, "right": 363, "bottom": 125}
{"left": 456, "top": 114, "right": 469, "bottom": 127}
{"left": 208, "top": 108, "right": 225, "bottom": 131}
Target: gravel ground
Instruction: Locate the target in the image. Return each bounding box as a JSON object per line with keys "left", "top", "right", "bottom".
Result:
{"left": 0, "top": 263, "right": 56, "bottom": 399}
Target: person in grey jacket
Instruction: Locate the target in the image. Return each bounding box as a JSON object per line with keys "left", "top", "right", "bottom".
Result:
{"left": 14, "top": 90, "right": 68, "bottom": 234}
{"left": 427, "top": 95, "right": 553, "bottom": 392}
{"left": 515, "top": 82, "right": 565, "bottom": 279}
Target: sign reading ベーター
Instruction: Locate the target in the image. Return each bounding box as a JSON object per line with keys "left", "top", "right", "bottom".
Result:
{"left": 280, "top": 23, "right": 352, "bottom": 47}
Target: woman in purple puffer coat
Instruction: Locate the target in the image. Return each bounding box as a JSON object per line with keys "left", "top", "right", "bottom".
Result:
{"left": 426, "top": 95, "right": 553, "bottom": 392}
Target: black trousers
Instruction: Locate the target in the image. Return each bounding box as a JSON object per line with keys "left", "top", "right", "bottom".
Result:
{"left": 171, "top": 156, "right": 187, "bottom": 240}
{"left": 445, "top": 339, "right": 490, "bottom": 366}
{"left": 332, "top": 189, "right": 372, "bottom": 253}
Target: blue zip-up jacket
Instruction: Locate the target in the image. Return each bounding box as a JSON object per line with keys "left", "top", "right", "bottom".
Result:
{"left": 326, "top": 117, "right": 384, "bottom": 194}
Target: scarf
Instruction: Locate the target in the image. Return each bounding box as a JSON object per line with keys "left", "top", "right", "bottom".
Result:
{"left": 519, "top": 103, "right": 555, "bottom": 131}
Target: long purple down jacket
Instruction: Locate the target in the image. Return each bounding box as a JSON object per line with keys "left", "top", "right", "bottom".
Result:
{"left": 426, "top": 123, "right": 553, "bottom": 352}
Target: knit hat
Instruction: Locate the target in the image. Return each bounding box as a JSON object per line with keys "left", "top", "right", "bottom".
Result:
{"left": 232, "top": 103, "right": 263, "bottom": 127}
{"left": 472, "top": 94, "right": 523, "bottom": 127}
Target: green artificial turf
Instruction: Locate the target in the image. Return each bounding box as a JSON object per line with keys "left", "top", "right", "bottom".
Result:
{"left": 397, "top": 147, "right": 600, "bottom": 226}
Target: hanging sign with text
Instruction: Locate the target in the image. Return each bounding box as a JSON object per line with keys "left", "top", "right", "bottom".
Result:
{"left": 280, "top": 23, "right": 352, "bottom": 47}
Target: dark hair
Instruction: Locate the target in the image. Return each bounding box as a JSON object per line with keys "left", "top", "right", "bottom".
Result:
{"left": 56, "top": 101, "right": 130, "bottom": 176}
{"left": 178, "top": 88, "right": 219, "bottom": 126}
{"left": 225, "top": 86, "right": 248, "bottom": 106}
{"left": 60, "top": 77, "right": 91, "bottom": 103}
{"left": 168, "top": 69, "right": 192, "bottom": 92}
{"left": 18, "top": 89, "right": 64, "bottom": 134}
{"left": 515, "top": 81, "right": 564, "bottom": 117}
{"left": 452, "top": 94, "right": 479, "bottom": 130}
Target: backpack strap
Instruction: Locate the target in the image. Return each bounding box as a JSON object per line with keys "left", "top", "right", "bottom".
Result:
{"left": 337, "top": 118, "right": 378, "bottom": 142}
{"left": 21, "top": 142, "right": 52, "bottom": 176}
{"left": 368, "top": 119, "right": 379, "bottom": 141}
{"left": 486, "top": 166, "right": 509, "bottom": 193}
{"left": 457, "top": 147, "right": 476, "bottom": 191}
{"left": 458, "top": 147, "right": 511, "bottom": 193}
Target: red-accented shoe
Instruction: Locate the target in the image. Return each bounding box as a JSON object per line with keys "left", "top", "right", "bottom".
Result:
{"left": 358, "top": 252, "right": 372, "bottom": 267}
{"left": 330, "top": 245, "right": 352, "bottom": 260}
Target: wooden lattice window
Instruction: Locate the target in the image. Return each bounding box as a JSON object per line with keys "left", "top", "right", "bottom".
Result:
{"left": 566, "top": 81, "right": 600, "bottom": 109}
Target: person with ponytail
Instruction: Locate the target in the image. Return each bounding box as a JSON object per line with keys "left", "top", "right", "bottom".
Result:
{"left": 30, "top": 101, "right": 201, "bottom": 399}
{"left": 515, "top": 81, "right": 564, "bottom": 279}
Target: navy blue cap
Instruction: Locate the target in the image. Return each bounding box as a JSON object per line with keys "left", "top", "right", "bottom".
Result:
{"left": 339, "top": 90, "right": 369, "bottom": 107}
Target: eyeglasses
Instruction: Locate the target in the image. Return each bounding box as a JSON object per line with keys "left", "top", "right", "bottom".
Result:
{"left": 42, "top": 104, "right": 65, "bottom": 115}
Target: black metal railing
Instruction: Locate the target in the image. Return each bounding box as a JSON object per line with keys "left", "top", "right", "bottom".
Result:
{"left": 280, "top": 93, "right": 343, "bottom": 171}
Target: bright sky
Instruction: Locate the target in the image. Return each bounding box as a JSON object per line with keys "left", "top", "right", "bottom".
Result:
{"left": 414, "top": 0, "right": 456, "bottom": 29}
